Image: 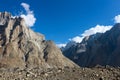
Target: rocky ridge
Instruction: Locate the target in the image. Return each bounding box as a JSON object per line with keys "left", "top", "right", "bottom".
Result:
{"left": 0, "top": 12, "right": 77, "bottom": 69}
{"left": 62, "top": 23, "right": 120, "bottom": 67}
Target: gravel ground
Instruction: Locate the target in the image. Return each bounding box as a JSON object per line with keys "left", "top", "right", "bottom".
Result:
{"left": 0, "top": 66, "right": 120, "bottom": 80}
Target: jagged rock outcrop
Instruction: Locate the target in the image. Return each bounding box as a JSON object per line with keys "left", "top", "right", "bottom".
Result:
{"left": 0, "top": 12, "right": 77, "bottom": 69}
{"left": 62, "top": 23, "right": 120, "bottom": 67}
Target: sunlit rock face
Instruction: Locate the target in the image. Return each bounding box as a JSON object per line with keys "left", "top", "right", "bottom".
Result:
{"left": 0, "top": 12, "right": 78, "bottom": 69}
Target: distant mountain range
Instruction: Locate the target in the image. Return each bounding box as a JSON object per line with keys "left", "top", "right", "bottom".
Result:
{"left": 62, "top": 23, "right": 120, "bottom": 67}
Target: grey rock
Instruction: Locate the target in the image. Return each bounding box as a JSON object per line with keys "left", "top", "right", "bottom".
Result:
{"left": 62, "top": 23, "right": 120, "bottom": 67}
{"left": 0, "top": 12, "right": 78, "bottom": 69}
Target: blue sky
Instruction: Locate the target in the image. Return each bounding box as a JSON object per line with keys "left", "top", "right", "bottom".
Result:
{"left": 1, "top": 0, "right": 120, "bottom": 46}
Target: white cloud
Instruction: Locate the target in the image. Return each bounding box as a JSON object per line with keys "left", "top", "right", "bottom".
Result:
{"left": 20, "top": 3, "right": 36, "bottom": 27}
{"left": 114, "top": 15, "right": 120, "bottom": 23}
{"left": 81, "top": 25, "right": 112, "bottom": 36}
{"left": 21, "top": 3, "right": 32, "bottom": 14}
{"left": 69, "top": 36, "right": 83, "bottom": 43}
{"left": 70, "top": 25, "right": 112, "bottom": 43}
{"left": 56, "top": 43, "right": 66, "bottom": 48}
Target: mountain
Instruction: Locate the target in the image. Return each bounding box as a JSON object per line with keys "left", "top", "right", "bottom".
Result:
{"left": 62, "top": 23, "right": 120, "bottom": 67}
{"left": 0, "top": 12, "right": 78, "bottom": 69}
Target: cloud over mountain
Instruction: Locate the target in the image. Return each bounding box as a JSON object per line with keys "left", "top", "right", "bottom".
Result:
{"left": 57, "top": 25, "right": 112, "bottom": 48}
{"left": 20, "top": 3, "right": 36, "bottom": 27}
{"left": 114, "top": 15, "right": 120, "bottom": 23}
{"left": 70, "top": 25, "right": 112, "bottom": 43}
{"left": 56, "top": 43, "right": 66, "bottom": 48}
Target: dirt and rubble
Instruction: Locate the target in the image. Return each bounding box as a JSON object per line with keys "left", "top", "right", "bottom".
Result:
{"left": 0, "top": 66, "right": 119, "bottom": 80}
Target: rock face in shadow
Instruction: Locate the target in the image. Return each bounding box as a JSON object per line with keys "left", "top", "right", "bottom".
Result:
{"left": 0, "top": 12, "right": 77, "bottom": 69}
{"left": 63, "top": 23, "right": 120, "bottom": 67}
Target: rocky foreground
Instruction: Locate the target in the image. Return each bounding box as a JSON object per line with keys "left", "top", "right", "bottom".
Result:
{"left": 0, "top": 66, "right": 119, "bottom": 80}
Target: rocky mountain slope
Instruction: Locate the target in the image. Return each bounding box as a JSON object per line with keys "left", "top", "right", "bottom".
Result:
{"left": 0, "top": 12, "right": 77, "bottom": 69}
{"left": 62, "top": 23, "right": 120, "bottom": 67}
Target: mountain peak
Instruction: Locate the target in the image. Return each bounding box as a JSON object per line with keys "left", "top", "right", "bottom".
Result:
{"left": 0, "top": 12, "right": 78, "bottom": 69}
{"left": 110, "top": 23, "right": 120, "bottom": 31}
{"left": 62, "top": 23, "right": 120, "bottom": 67}
{"left": 0, "top": 12, "right": 12, "bottom": 25}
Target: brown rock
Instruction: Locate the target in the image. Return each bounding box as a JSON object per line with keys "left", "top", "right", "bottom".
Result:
{"left": 0, "top": 12, "right": 78, "bottom": 69}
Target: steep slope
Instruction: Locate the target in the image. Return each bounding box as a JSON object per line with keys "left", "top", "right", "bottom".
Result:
{"left": 63, "top": 24, "right": 120, "bottom": 67}
{"left": 0, "top": 12, "right": 77, "bottom": 69}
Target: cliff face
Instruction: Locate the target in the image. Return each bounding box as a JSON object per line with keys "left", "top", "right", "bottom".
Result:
{"left": 63, "top": 24, "right": 120, "bottom": 67}
{"left": 0, "top": 12, "right": 77, "bottom": 69}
